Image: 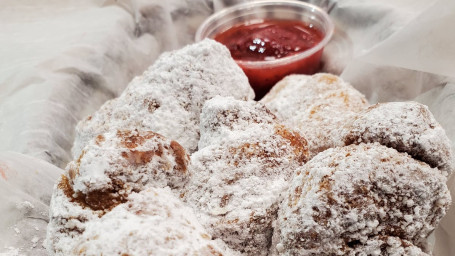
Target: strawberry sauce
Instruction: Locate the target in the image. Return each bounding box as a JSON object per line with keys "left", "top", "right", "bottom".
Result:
{"left": 214, "top": 19, "right": 325, "bottom": 99}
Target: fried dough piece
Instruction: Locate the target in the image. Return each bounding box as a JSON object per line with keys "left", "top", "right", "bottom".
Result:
{"left": 342, "top": 101, "right": 454, "bottom": 176}
{"left": 272, "top": 143, "right": 450, "bottom": 255}
{"left": 73, "top": 39, "right": 254, "bottom": 157}
{"left": 71, "top": 187, "right": 240, "bottom": 256}
{"left": 46, "top": 129, "right": 191, "bottom": 255}
{"left": 198, "top": 95, "right": 278, "bottom": 149}
{"left": 262, "top": 73, "right": 369, "bottom": 158}
{"left": 184, "top": 97, "right": 309, "bottom": 255}
{"left": 70, "top": 129, "right": 190, "bottom": 204}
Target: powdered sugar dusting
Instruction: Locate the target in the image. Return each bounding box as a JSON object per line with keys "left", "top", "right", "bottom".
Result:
{"left": 343, "top": 236, "right": 429, "bottom": 256}
{"left": 185, "top": 97, "right": 309, "bottom": 255}
{"left": 261, "top": 73, "right": 369, "bottom": 158}
{"left": 71, "top": 130, "right": 190, "bottom": 197}
{"left": 46, "top": 182, "right": 99, "bottom": 255}
{"left": 342, "top": 101, "right": 454, "bottom": 176}
{"left": 72, "top": 39, "right": 254, "bottom": 157}
{"left": 46, "top": 129, "right": 192, "bottom": 255}
{"left": 273, "top": 143, "right": 450, "bottom": 255}
{"left": 198, "top": 96, "right": 278, "bottom": 149}
{"left": 71, "top": 187, "right": 239, "bottom": 256}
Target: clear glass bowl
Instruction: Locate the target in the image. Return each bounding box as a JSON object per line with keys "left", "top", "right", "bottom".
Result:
{"left": 195, "top": 0, "right": 334, "bottom": 99}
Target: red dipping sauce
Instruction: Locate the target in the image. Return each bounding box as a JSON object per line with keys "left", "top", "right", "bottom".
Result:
{"left": 214, "top": 19, "right": 325, "bottom": 99}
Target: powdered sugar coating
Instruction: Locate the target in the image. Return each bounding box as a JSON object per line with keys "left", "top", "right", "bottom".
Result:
{"left": 184, "top": 97, "right": 309, "bottom": 255}
{"left": 342, "top": 101, "right": 454, "bottom": 176}
{"left": 341, "top": 236, "right": 429, "bottom": 256}
{"left": 72, "top": 130, "right": 189, "bottom": 210}
{"left": 272, "top": 235, "right": 429, "bottom": 256}
{"left": 261, "top": 73, "right": 369, "bottom": 158}
{"left": 46, "top": 181, "right": 99, "bottom": 255}
{"left": 71, "top": 187, "right": 239, "bottom": 256}
{"left": 73, "top": 39, "right": 254, "bottom": 157}
{"left": 273, "top": 143, "right": 450, "bottom": 255}
{"left": 198, "top": 96, "right": 278, "bottom": 149}
{"left": 46, "top": 129, "right": 191, "bottom": 255}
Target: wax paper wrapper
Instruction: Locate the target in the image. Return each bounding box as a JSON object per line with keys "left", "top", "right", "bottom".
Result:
{"left": 0, "top": 152, "right": 61, "bottom": 256}
{"left": 1, "top": 0, "right": 455, "bottom": 255}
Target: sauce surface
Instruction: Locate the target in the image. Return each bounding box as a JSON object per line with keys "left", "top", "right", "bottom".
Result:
{"left": 214, "top": 19, "right": 324, "bottom": 62}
